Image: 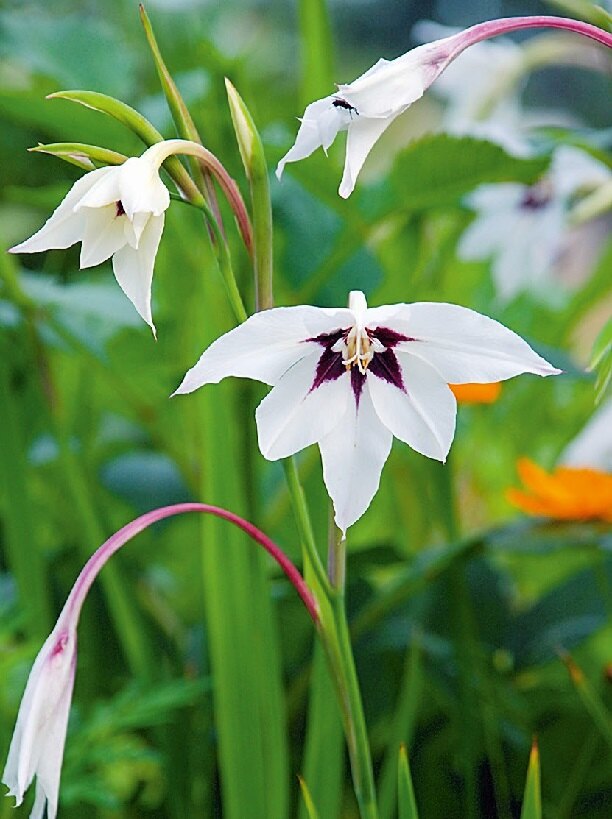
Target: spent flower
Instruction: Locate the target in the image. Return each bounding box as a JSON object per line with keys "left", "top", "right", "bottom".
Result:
{"left": 175, "top": 291, "right": 560, "bottom": 534}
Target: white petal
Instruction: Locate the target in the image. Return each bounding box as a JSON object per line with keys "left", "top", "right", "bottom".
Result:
{"left": 318, "top": 386, "right": 393, "bottom": 535}
{"left": 339, "top": 115, "right": 396, "bottom": 198}
{"left": 31, "top": 666, "right": 75, "bottom": 819}
{"left": 255, "top": 353, "right": 349, "bottom": 460}
{"left": 118, "top": 156, "right": 170, "bottom": 218}
{"left": 341, "top": 41, "right": 441, "bottom": 117}
{"left": 551, "top": 145, "right": 610, "bottom": 197}
{"left": 9, "top": 168, "right": 114, "bottom": 254}
{"left": 111, "top": 213, "right": 164, "bottom": 332}
{"left": 74, "top": 165, "right": 122, "bottom": 210}
{"left": 174, "top": 305, "right": 352, "bottom": 393}
{"left": 276, "top": 97, "right": 344, "bottom": 178}
{"left": 381, "top": 303, "right": 560, "bottom": 382}
{"left": 79, "top": 205, "right": 129, "bottom": 268}
{"left": 367, "top": 355, "right": 456, "bottom": 461}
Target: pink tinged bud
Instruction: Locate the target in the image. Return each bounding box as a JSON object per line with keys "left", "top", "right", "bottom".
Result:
{"left": 2, "top": 503, "right": 316, "bottom": 818}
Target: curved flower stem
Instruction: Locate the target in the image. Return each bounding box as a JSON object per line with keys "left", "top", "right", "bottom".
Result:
{"left": 66, "top": 502, "right": 318, "bottom": 624}
{"left": 452, "top": 16, "right": 612, "bottom": 54}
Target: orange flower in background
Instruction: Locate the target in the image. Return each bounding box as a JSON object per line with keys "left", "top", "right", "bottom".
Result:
{"left": 450, "top": 382, "right": 502, "bottom": 404}
{"left": 507, "top": 458, "right": 612, "bottom": 522}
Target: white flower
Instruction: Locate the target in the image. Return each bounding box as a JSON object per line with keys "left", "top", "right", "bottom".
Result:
{"left": 10, "top": 144, "right": 173, "bottom": 333}
{"left": 561, "top": 398, "right": 612, "bottom": 471}
{"left": 276, "top": 33, "right": 464, "bottom": 198}
{"left": 458, "top": 145, "right": 611, "bottom": 303}
{"left": 175, "top": 291, "right": 560, "bottom": 534}
{"left": 2, "top": 615, "right": 76, "bottom": 819}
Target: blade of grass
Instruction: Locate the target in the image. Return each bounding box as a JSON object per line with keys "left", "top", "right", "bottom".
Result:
{"left": 378, "top": 637, "right": 423, "bottom": 819}
{"left": 519, "top": 740, "right": 541, "bottom": 819}
{"left": 299, "top": 641, "right": 344, "bottom": 819}
{"left": 397, "top": 745, "right": 419, "bottom": 819}
{"left": 560, "top": 653, "right": 612, "bottom": 749}
{"left": 298, "top": 775, "right": 321, "bottom": 819}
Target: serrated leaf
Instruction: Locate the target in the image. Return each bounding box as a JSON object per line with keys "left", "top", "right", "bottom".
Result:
{"left": 398, "top": 745, "right": 419, "bottom": 819}
{"left": 387, "top": 135, "right": 549, "bottom": 211}
{"left": 520, "top": 741, "right": 541, "bottom": 819}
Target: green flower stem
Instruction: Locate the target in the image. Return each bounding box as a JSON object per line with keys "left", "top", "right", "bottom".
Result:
{"left": 320, "top": 593, "right": 379, "bottom": 819}
{"left": 282, "top": 458, "right": 329, "bottom": 596}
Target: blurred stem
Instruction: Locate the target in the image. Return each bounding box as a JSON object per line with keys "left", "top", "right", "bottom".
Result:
{"left": 283, "top": 458, "right": 329, "bottom": 595}
{"left": 0, "top": 348, "right": 52, "bottom": 639}
{"left": 298, "top": 0, "right": 335, "bottom": 106}
{"left": 318, "top": 592, "right": 379, "bottom": 819}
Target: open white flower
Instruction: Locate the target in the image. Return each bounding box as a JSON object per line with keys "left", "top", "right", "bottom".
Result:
{"left": 458, "top": 145, "right": 611, "bottom": 303}
{"left": 10, "top": 143, "right": 173, "bottom": 333}
{"left": 175, "top": 291, "right": 560, "bottom": 534}
{"left": 276, "top": 33, "right": 462, "bottom": 198}
{"left": 2, "top": 615, "right": 76, "bottom": 819}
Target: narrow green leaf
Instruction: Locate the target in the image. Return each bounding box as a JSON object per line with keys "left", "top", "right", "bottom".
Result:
{"left": 298, "top": 776, "right": 321, "bottom": 819}
{"left": 398, "top": 745, "right": 419, "bottom": 819}
{"left": 590, "top": 318, "right": 612, "bottom": 403}
{"left": 139, "top": 4, "right": 200, "bottom": 144}
{"left": 138, "top": 3, "right": 220, "bottom": 213}
{"left": 379, "top": 639, "right": 423, "bottom": 819}
{"left": 298, "top": 0, "right": 335, "bottom": 105}
{"left": 47, "top": 90, "right": 201, "bottom": 202}
{"left": 29, "top": 142, "right": 127, "bottom": 171}
{"left": 561, "top": 653, "right": 612, "bottom": 749}
{"left": 225, "top": 79, "right": 273, "bottom": 309}
{"left": 520, "top": 740, "right": 541, "bottom": 819}
{"left": 298, "top": 642, "right": 344, "bottom": 819}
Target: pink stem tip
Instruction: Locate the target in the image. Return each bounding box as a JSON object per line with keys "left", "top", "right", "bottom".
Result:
{"left": 66, "top": 502, "right": 319, "bottom": 624}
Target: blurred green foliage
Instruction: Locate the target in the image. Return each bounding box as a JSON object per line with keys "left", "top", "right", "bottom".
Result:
{"left": 0, "top": 1, "right": 610, "bottom": 818}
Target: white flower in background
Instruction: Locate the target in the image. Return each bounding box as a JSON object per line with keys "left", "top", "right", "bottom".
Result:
{"left": 458, "top": 145, "right": 611, "bottom": 303}
{"left": 561, "top": 398, "right": 612, "bottom": 471}
{"left": 10, "top": 144, "right": 173, "bottom": 333}
{"left": 175, "top": 291, "right": 559, "bottom": 534}
{"left": 413, "top": 21, "right": 532, "bottom": 155}
{"left": 2, "top": 616, "right": 76, "bottom": 819}
{"left": 276, "top": 31, "right": 470, "bottom": 198}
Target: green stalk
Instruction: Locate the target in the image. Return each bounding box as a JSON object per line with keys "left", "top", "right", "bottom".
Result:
{"left": 298, "top": 0, "right": 335, "bottom": 106}
{"left": 0, "top": 346, "right": 51, "bottom": 640}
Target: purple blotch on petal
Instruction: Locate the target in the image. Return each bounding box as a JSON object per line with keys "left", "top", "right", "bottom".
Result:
{"left": 369, "top": 349, "right": 406, "bottom": 391}
{"left": 370, "top": 326, "right": 413, "bottom": 347}
{"left": 307, "top": 329, "right": 347, "bottom": 392}
{"left": 351, "top": 367, "right": 366, "bottom": 407}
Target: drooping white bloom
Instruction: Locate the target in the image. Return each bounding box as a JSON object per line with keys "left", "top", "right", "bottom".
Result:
{"left": 458, "top": 145, "right": 611, "bottom": 303}
{"left": 175, "top": 291, "right": 560, "bottom": 534}
{"left": 10, "top": 144, "right": 173, "bottom": 333}
{"left": 2, "top": 613, "right": 76, "bottom": 819}
{"left": 276, "top": 32, "right": 465, "bottom": 198}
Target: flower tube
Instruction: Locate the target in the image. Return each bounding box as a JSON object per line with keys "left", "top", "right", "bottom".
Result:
{"left": 276, "top": 16, "right": 612, "bottom": 197}
{"left": 2, "top": 503, "right": 316, "bottom": 819}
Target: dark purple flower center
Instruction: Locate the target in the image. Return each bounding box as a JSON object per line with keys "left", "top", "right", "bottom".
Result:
{"left": 520, "top": 182, "right": 551, "bottom": 211}
{"left": 307, "top": 325, "right": 413, "bottom": 407}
